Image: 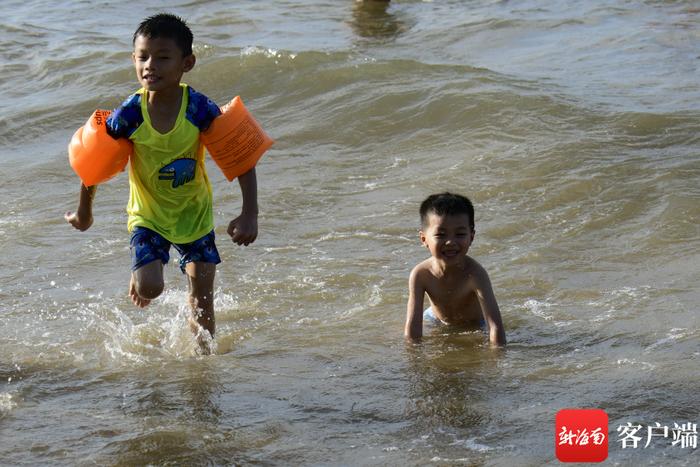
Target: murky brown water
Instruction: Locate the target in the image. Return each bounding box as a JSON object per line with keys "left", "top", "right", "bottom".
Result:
{"left": 1, "top": 0, "right": 698, "bottom": 465}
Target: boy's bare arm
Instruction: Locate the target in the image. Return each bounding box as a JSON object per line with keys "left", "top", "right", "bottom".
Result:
{"left": 405, "top": 267, "right": 425, "bottom": 339}
{"left": 65, "top": 183, "right": 96, "bottom": 231}
{"left": 227, "top": 167, "right": 258, "bottom": 246}
{"left": 474, "top": 267, "right": 506, "bottom": 347}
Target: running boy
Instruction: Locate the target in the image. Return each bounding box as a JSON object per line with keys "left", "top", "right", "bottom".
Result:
{"left": 405, "top": 193, "right": 506, "bottom": 346}
{"left": 65, "top": 13, "right": 259, "bottom": 352}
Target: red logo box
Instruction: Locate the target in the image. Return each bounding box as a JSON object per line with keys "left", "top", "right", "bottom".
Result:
{"left": 555, "top": 408, "right": 608, "bottom": 462}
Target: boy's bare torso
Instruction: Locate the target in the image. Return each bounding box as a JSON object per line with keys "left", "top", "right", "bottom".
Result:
{"left": 418, "top": 256, "right": 486, "bottom": 325}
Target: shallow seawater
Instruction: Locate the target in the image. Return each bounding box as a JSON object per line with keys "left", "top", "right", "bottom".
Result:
{"left": 1, "top": 0, "right": 699, "bottom": 465}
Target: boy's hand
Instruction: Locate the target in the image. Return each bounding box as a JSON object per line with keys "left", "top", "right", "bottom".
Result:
{"left": 227, "top": 212, "right": 257, "bottom": 246}
{"left": 66, "top": 183, "right": 96, "bottom": 232}
{"left": 64, "top": 210, "right": 93, "bottom": 231}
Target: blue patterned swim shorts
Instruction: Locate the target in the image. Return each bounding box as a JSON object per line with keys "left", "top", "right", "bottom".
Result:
{"left": 129, "top": 227, "right": 221, "bottom": 273}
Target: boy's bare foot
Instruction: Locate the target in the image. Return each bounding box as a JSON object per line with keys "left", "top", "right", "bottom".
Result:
{"left": 129, "top": 275, "right": 151, "bottom": 308}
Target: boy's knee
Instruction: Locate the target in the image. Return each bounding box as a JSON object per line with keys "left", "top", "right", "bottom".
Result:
{"left": 135, "top": 278, "right": 164, "bottom": 299}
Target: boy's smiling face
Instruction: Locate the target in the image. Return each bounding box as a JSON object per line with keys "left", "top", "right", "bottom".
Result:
{"left": 420, "top": 212, "right": 474, "bottom": 264}
{"left": 132, "top": 34, "right": 195, "bottom": 93}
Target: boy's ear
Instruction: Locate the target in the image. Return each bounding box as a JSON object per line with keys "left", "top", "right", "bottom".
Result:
{"left": 419, "top": 230, "right": 428, "bottom": 247}
{"left": 183, "top": 54, "right": 196, "bottom": 72}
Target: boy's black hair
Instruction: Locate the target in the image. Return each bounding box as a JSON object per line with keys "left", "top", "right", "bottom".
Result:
{"left": 420, "top": 192, "right": 475, "bottom": 230}
{"left": 133, "top": 13, "right": 193, "bottom": 56}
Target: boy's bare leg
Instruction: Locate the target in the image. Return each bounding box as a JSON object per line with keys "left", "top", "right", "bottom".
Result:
{"left": 130, "top": 260, "right": 165, "bottom": 307}
{"left": 185, "top": 261, "right": 216, "bottom": 352}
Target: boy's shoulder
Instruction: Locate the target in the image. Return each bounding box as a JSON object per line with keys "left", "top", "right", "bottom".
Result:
{"left": 410, "top": 258, "right": 444, "bottom": 288}
{"left": 185, "top": 86, "right": 222, "bottom": 132}
{"left": 461, "top": 255, "right": 490, "bottom": 279}
{"left": 410, "top": 258, "right": 432, "bottom": 278}
{"left": 106, "top": 91, "right": 144, "bottom": 139}
{"left": 462, "top": 256, "right": 494, "bottom": 291}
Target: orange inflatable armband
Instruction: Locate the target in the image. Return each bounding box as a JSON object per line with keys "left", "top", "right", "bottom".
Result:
{"left": 68, "top": 110, "right": 131, "bottom": 186}
{"left": 201, "top": 96, "right": 273, "bottom": 181}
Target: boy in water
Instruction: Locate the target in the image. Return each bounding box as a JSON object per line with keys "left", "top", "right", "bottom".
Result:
{"left": 65, "top": 13, "right": 259, "bottom": 352}
{"left": 405, "top": 193, "right": 506, "bottom": 346}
